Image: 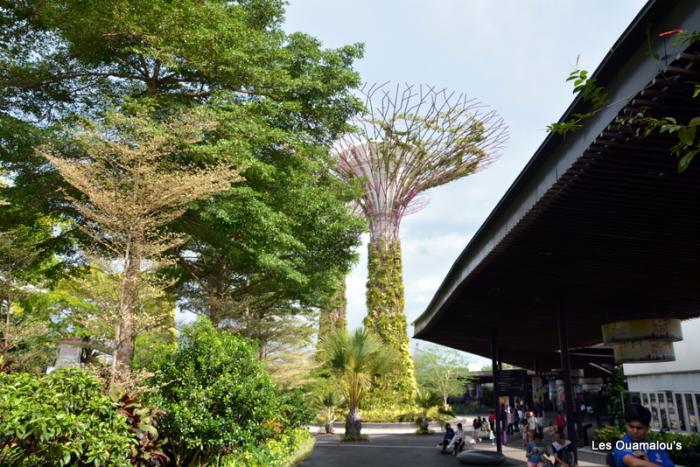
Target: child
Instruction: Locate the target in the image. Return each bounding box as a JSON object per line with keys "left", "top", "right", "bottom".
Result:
{"left": 526, "top": 432, "right": 551, "bottom": 467}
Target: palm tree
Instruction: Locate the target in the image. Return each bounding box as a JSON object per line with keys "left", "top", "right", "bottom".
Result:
{"left": 317, "top": 389, "right": 341, "bottom": 434}
{"left": 322, "top": 328, "right": 395, "bottom": 439}
{"left": 415, "top": 389, "right": 441, "bottom": 434}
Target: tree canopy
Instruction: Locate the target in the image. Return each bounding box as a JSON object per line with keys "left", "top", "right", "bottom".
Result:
{"left": 0, "top": 0, "right": 367, "bottom": 364}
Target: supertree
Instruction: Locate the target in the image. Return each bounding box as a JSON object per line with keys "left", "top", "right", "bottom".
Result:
{"left": 335, "top": 83, "right": 508, "bottom": 404}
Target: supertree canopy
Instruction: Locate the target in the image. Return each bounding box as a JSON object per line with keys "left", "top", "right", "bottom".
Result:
{"left": 335, "top": 83, "right": 508, "bottom": 404}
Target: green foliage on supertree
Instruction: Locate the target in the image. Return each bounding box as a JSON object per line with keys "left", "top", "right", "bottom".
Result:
{"left": 363, "top": 239, "right": 417, "bottom": 405}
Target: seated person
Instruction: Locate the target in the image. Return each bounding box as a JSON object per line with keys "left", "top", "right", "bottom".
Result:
{"left": 613, "top": 404, "right": 674, "bottom": 467}
{"left": 526, "top": 432, "right": 551, "bottom": 467}
{"left": 447, "top": 422, "right": 465, "bottom": 455}
{"left": 440, "top": 423, "right": 455, "bottom": 453}
{"left": 552, "top": 430, "right": 575, "bottom": 467}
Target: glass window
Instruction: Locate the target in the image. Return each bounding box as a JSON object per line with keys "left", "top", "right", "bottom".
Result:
{"left": 658, "top": 393, "right": 670, "bottom": 430}
{"left": 666, "top": 391, "right": 679, "bottom": 430}
{"left": 675, "top": 394, "right": 687, "bottom": 431}
{"left": 685, "top": 394, "right": 698, "bottom": 433}
{"left": 629, "top": 392, "right": 641, "bottom": 405}
{"left": 649, "top": 393, "right": 661, "bottom": 430}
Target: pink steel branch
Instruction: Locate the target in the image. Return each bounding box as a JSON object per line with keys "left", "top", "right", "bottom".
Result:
{"left": 336, "top": 83, "right": 508, "bottom": 244}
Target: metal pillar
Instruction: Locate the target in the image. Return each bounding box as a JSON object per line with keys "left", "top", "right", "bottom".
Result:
{"left": 557, "top": 298, "right": 578, "bottom": 461}
{"left": 491, "top": 328, "right": 502, "bottom": 453}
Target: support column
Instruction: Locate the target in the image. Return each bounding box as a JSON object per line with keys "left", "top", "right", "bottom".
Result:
{"left": 557, "top": 297, "right": 578, "bottom": 462}
{"left": 491, "top": 328, "right": 502, "bottom": 453}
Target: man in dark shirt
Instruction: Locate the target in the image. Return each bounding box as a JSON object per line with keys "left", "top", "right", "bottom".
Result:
{"left": 440, "top": 423, "right": 455, "bottom": 453}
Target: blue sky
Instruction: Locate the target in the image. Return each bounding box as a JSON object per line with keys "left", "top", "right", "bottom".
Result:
{"left": 283, "top": 0, "right": 648, "bottom": 368}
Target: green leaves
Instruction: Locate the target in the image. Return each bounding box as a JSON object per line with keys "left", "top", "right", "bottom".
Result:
{"left": 145, "top": 319, "right": 295, "bottom": 464}
{"left": 678, "top": 125, "right": 696, "bottom": 146}
{"left": 548, "top": 69, "right": 608, "bottom": 136}
{"left": 0, "top": 369, "right": 135, "bottom": 466}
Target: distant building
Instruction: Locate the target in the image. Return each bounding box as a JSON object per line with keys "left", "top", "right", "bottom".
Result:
{"left": 624, "top": 318, "right": 700, "bottom": 433}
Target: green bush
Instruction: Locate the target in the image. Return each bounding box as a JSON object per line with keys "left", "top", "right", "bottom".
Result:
{"left": 359, "top": 405, "right": 417, "bottom": 422}
{"left": 221, "top": 428, "right": 315, "bottom": 466}
{"left": 146, "top": 319, "right": 294, "bottom": 465}
{"left": 648, "top": 431, "right": 700, "bottom": 466}
{"left": 281, "top": 388, "right": 315, "bottom": 430}
{"left": 450, "top": 402, "right": 480, "bottom": 415}
{"left": 593, "top": 425, "right": 624, "bottom": 447}
{"left": 0, "top": 369, "right": 134, "bottom": 466}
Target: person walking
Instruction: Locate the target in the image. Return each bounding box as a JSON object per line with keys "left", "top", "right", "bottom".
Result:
{"left": 556, "top": 411, "right": 566, "bottom": 432}
{"left": 472, "top": 416, "right": 482, "bottom": 443}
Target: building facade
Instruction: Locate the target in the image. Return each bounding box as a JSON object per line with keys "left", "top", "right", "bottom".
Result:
{"left": 624, "top": 318, "right": 700, "bottom": 433}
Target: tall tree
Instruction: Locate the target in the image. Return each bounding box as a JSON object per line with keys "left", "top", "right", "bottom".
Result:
{"left": 40, "top": 109, "right": 240, "bottom": 373}
{"left": 414, "top": 344, "right": 472, "bottom": 408}
{"left": 336, "top": 83, "right": 508, "bottom": 405}
{"left": 1, "top": 0, "right": 366, "bottom": 342}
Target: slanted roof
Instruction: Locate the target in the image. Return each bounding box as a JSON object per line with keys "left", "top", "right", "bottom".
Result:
{"left": 413, "top": 0, "right": 700, "bottom": 370}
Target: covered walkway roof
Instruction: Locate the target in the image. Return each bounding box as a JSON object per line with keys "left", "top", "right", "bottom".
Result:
{"left": 413, "top": 0, "right": 700, "bottom": 370}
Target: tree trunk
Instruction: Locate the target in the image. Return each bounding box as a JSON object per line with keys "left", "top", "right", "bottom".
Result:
{"left": 345, "top": 405, "right": 362, "bottom": 439}
{"left": 112, "top": 242, "right": 140, "bottom": 375}
{"left": 363, "top": 238, "right": 417, "bottom": 404}
{"left": 3, "top": 290, "right": 10, "bottom": 351}
{"left": 318, "top": 276, "right": 347, "bottom": 351}
{"left": 420, "top": 415, "right": 429, "bottom": 432}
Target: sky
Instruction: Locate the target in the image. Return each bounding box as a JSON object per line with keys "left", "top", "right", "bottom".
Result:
{"left": 282, "top": 0, "right": 648, "bottom": 369}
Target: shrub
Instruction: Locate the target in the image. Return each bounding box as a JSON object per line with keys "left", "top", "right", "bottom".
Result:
{"left": 280, "top": 388, "right": 315, "bottom": 430}
{"left": 450, "top": 402, "right": 480, "bottom": 415}
{"left": 146, "top": 319, "right": 288, "bottom": 465}
{"left": 593, "top": 425, "right": 624, "bottom": 447}
{"left": 648, "top": 431, "right": 700, "bottom": 466}
{"left": 221, "top": 428, "right": 315, "bottom": 466}
{"left": 0, "top": 369, "right": 134, "bottom": 466}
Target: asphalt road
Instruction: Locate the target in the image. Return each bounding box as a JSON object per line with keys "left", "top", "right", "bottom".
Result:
{"left": 300, "top": 433, "right": 527, "bottom": 467}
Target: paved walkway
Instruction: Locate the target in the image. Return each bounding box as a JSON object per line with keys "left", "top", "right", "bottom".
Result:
{"left": 301, "top": 431, "right": 608, "bottom": 467}
{"left": 300, "top": 433, "right": 526, "bottom": 467}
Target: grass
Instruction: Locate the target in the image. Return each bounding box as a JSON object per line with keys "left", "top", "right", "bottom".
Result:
{"left": 284, "top": 434, "right": 316, "bottom": 467}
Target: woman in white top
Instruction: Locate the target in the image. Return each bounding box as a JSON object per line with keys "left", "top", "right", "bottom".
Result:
{"left": 447, "top": 422, "right": 465, "bottom": 454}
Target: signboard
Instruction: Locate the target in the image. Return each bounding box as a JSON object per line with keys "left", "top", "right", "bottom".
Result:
{"left": 55, "top": 339, "right": 81, "bottom": 368}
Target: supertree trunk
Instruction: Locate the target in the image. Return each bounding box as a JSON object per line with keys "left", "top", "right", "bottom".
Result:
{"left": 364, "top": 238, "right": 417, "bottom": 401}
